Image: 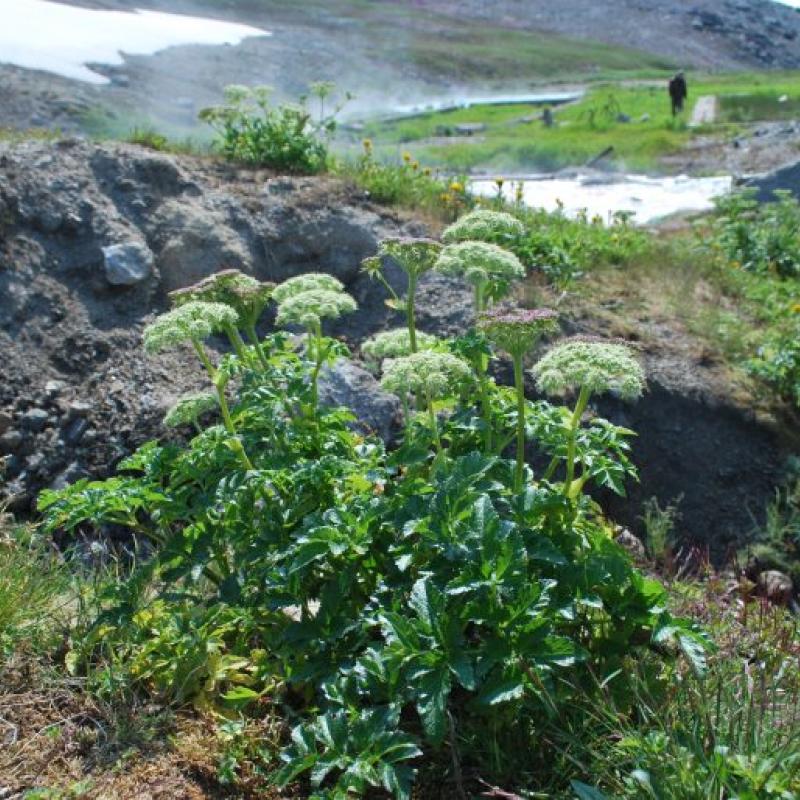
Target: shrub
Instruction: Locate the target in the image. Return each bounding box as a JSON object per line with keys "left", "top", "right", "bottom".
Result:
{"left": 39, "top": 252, "right": 703, "bottom": 796}
{"left": 199, "top": 84, "right": 347, "bottom": 173}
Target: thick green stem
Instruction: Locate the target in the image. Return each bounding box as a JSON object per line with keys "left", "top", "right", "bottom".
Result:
{"left": 474, "top": 282, "right": 486, "bottom": 315}
{"left": 244, "top": 321, "right": 269, "bottom": 370}
{"left": 223, "top": 324, "right": 247, "bottom": 359}
{"left": 426, "top": 387, "right": 442, "bottom": 453}
{"left": 407, "top": 272, "right": 418, "bottom": 353}
{"left": 563, "top": 384, "right": 592, "bottom": 497}
{"left": 191, "top": 338, "right": 254, "bottom": 471}
{"left": 512, "top": 352, "right": 527, "bottom": 493}
{"left": 310, "top": 321, "right": 327, "bottom": 413}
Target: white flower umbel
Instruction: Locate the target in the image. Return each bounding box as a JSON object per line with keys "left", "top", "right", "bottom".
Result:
{"left": 143, "top": 301, "right": 239, "bottom": 354}
{"left": 362, "top": 328, "right": 439, "bottom": 361}
{"left": 275, "top": 289, "right": 357, "bottom": 330}
{"left": 532, "top": 339, "right": 645, "bottom": 498}
{"left": 169, "top": 270, "right": 275, "bottom": 366}
{"left": 272, "top": 273, "right": 345, "bottom": 305}
{"left": 381, "top": 350, "right": 473, "bottom": 452}
{"left": 532, "top": 339, "right": 645, "bottom": 401}
{"left": 163, "top": 392, "right": 218, "bottom": 431}
{"left": 442, "top": 209, "right": 524, "bottom": 244}
{"left": 435, "top": 240, "right": 525, "bottom": 312}
{"left": 275, "top": 287, "right": 357, "bottom": 412}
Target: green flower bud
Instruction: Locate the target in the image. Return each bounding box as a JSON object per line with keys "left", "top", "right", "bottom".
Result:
{"left": 275, "top": 289, "right": 357, "bottom": 329}
{"left": 442, "top": 209, "right": 525, "bottom": 244}
{"left": 163, "top": 392, "right": 217, "bottom": 428}
{"left": 143, "top": 301, "right": 239, "bottom": 354}
{"left": 532, "top": 339, "right": 645, "bottom": 399}
{"left": 272, "top": 273, "right": 345, "bottom": 305}
{"left": 381, "top": 351, "right": 473, "bottom": 401}
{"left": 362, "top": 328, "right": 439, "bottom": 360}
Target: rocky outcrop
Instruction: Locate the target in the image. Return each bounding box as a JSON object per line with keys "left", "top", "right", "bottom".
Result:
{"left": 745, "top": 158, "right": 800, "bottom": 202}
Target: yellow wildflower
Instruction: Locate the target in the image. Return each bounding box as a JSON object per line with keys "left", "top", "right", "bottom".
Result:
{"left": 402, "top": 151, "right": 412, "bottom": 163}
{"left": 362, "top": 138, "right": 373, "bottom": 151}
{"left": 449, "top": 181, "right": 464, "bottom": 193}
{"left": 423, "top": 167, "right": 432, "bottom": 176}
{"left": 792, "top": 303, "right": 800, "bottom": 313}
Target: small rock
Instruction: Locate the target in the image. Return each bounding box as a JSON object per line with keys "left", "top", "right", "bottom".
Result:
{"left": 21, "top": 408, "right": 50, "bottom": 431}
{"left": 67, "top": 401, "right": 92, "bottom": 420}
{"left": 616, "top": 113, "right": 632, "bottom": 123}
{"left": 639, "top": 113, "right": 651, "bottom": 123}
{"left": 63, "top": 417, "right": 89, "bottom": 445}
{"left": 102, "top": 241, "right": 154, "bottom": 286}
{"left": 50, "top": 461, "right": 89, "bottom": 491}
{"left": 0, "top": 411, "right": 12, "bottom": 434}
{"left": 615, "top": 527, "right": 646, "bottom": 559}
{"left": 757, "top": 570, "right": 794, "bottom": 606}
{"left": 45, "top": 379, "right": 66, "bottom": 398}
{"left": 0, "top": 430, "right": 22, "bottom": 454}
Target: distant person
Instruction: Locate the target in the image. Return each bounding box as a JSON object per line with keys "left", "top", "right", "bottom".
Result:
{"left": 542, "top": 107, "right": 554, "bottom": 128}
{"left": 669, "top": 72, "right": 688, "bottom": 116}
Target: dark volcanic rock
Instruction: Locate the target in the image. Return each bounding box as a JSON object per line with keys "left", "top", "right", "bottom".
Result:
{"left": 745, "top": 158, "right": 800, "bottom": 202}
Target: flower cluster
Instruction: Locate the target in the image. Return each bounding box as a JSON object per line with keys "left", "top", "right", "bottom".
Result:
{"left": 435, "top": 241, "right": 525, "bottom": 288}
{"left": 272, "top": 273, "right": 345, "bottom": 305}
{"left": 381, "top": 351, "right": 473, "bottom": 401}
{"left": 163, "top": 392, "right": 218, "bottom": 429}
{"left": 275, "top": 289, "right": 357, "bottom": 329}
{"left": 442, "top": 209, "right": 525, "bottom": 244}
{"left": 361, "top": 328, "right": 439, "bottom": 360}
{"left": 169, "top": 270, "right": 275, "bottom": 326}
{"left": 377, "top": 237, "right": 442, "bottom": 278}
{"left": 478, "top": 307, "right": 559, "bottom": 358}
{"left": 532, "top": 339, "right": 645, "bottom": 399}
{"left": 143, "top": 301, "right": 239, "bottom": 354}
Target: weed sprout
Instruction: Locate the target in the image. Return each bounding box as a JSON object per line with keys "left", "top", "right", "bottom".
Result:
{"left": 479, "top": 308, "right": 559, "bottom": 490}
{"left": 532, "top": 338, "right": 645, "bottom": 497}
{"left": 381, "top": 350, "right": 472, "bottom": 452}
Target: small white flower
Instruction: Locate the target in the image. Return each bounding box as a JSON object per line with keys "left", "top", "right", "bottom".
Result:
{"left": 435, "top": 241, "right": 525, "bottom": 288}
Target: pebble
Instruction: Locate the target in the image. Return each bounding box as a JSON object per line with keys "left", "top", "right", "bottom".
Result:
{"left": 21, "top": 408, "right": 50, "bottom": 431}
{"left": 0, "top": 411, "right": 12, "bottom": 434}
{"left": 0, "top": 430, "right": 22, "bottom": 454}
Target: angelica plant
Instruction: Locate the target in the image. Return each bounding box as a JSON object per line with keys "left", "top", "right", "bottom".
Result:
{"left": 271, "top": 272, "right": 345, "bottom": 304}
{"left": 143, "top": 301, "right": 253, "bottom": 470}
{"left": 363, "top": 237, "right": 442, "bottom": 354}
{"left": 532, "top": 338, "right": 645, "bottom": 498}
{"left": 170, "top": 269, "right": 275, "bottom": 368}
{"left": 442, "top": 209, "right": 524, "bottom": 245}
{"left": 435, "top": 240, "right": 525, "bottom": 313}
{"left": 478, "top": 308, "right": 559, "bottom": 491}
{"left": 381, "top": 350, "right": 472, "bottom": 452}
{"left": 274, "top": 284, "right": 357, "bottom": 412}
{"left": 361, "top": 327, "right": 439, "bottom": 362}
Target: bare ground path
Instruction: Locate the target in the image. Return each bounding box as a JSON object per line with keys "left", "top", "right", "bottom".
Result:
{"left": 690, "top": 95, "right": 719, "bottom": 127}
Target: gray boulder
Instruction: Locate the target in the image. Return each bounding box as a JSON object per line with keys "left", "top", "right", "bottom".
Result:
{"left": 102, "top": 241, "right": 154, "bottom": 286}
{"left": 149, "top": 200, "right": 252, "bottom": 292}
{"left": 318, "top": 359, "right": 402, "bottom": 444}
{"left": 258, "top": 205, "right": 383, "bottom": 285}
{"left": 744, "top": 158, "right": 800, "bottom": 202}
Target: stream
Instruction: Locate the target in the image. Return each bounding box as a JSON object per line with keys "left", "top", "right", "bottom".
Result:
{"left": 470, "top": 173, "right": 733, "bottom": 224}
